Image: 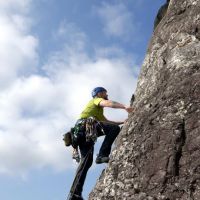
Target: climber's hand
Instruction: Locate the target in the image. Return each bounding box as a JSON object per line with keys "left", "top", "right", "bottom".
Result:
{"left": 125, "top": 106, "right": 134, "bottom": 113}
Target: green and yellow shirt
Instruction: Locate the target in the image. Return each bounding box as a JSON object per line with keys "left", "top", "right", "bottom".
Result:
{"left": 79, "top": 97, "right": 106, "bottom": 121}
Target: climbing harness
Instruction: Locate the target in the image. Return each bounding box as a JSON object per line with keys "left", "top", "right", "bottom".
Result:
{"left": 85, "top": 117, "right": 105, "bottom": 142}
{"left": 63, "top": 118, "right": 104, "bottom": 164}
{"left": 74, "top": 117, "right": 105, "bottom": 143}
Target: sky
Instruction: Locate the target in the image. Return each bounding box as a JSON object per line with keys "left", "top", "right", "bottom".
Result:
{"left": 0, "top": 0, "right": 165, "bottom": 199}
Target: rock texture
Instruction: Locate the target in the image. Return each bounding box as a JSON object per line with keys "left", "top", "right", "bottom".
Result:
{"left": 89, "top": 0, "right": 200, "bottom": 199}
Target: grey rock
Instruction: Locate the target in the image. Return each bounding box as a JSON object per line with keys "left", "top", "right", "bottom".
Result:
{"left": 154, "top": 0, "right": 170, "bottom": 29}
{"left": 89, "top": 0, "right": 200, "bottom": 199}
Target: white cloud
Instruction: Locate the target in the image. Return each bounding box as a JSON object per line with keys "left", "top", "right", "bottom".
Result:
{"left": 0, "top": 1, "right": 38, "bottom": 89}
{"left": 0, "top": 7, "right": 138, "bottom": 177}
{"left": 55, "top": 21, "right": 88, "bottom": 50}
{"left": 0, "top": 76, "right": 75, "bottom": 176}
{"left": 0, "top": 0, "right": 31, "bottom": 13}
{"left": 96, "top": 2, "right": 136, "bottom": 39}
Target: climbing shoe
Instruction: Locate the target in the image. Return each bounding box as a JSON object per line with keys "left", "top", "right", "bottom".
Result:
{"left": 95, "top": 156, "right": 109, "bottom": 164}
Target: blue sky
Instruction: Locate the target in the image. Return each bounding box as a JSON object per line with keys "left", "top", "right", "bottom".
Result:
{"left": 0, "top": 0, "right": 165, "bottom": 199}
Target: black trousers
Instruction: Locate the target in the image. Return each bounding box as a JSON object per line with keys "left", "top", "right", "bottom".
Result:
{"left": 74, "top": 122, "right": 120, "bottom": 196}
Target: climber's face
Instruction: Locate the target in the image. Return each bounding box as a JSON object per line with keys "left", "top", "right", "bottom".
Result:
{"left": 97, "top": 91, "right": 108, "bottom": 100}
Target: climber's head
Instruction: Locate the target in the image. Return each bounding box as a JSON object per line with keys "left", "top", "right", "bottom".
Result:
{"left": 91, "top": 87, "right": 108, "bottom": 100}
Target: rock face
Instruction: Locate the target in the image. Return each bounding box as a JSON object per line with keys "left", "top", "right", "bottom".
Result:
{"left": 89, "top": 0, "right": 200, "bottom": 200}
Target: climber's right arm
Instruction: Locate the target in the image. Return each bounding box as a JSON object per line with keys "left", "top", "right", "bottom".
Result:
{"left": 99, "top": 100, "right": 133, "bottom": 113}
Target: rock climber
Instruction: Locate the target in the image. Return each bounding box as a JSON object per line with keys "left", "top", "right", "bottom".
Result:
{"left": 69, "top": 87, "right": 133, "bottom": 200}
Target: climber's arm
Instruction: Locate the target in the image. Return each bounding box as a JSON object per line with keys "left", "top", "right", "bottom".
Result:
{"left": 101, "top": 116, "right": 124, "bottom": 126}
{"left": 99, "top": 100, "right": 133, "bottom": 113}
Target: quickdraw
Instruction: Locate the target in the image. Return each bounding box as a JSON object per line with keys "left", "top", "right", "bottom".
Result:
{"left": 85, "top": 117, "right": 98, "bottom": 142}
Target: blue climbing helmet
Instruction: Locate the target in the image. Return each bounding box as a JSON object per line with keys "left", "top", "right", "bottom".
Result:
{"left": 91, "top": 87, "right": 107, "bottom": 98}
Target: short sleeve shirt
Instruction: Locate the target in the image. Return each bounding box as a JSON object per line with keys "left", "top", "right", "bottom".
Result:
{"left": 79, "top": 98, "right": 106, "bottom": 121}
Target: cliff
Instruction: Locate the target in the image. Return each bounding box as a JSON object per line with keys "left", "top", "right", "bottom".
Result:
{"left": 89, "top": 0, "right": 200, "bottom": 199}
